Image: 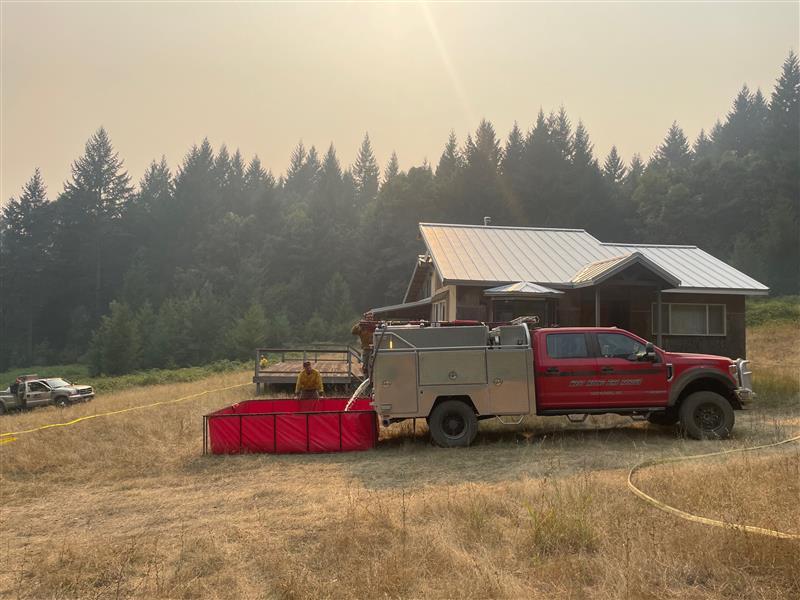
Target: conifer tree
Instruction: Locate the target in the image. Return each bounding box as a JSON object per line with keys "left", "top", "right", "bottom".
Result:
{"left": 57, "top": 128, "right": 133, "bottom": 319}
{"left": 548, "top": 106, "right": 573, "bottom": 159}
{"left": 436, "top": 130, "right": 463, "bottom": 178}
{"left": 383, "top": 151, "right": 400, "bottom": 184}
{"left": 602, "top": 146, "right": 626, "bottom": 183}
{"left": 138, "top": 157, "right": 173, "bottom": 210}
{"left": 693, "top": 129, "right": 713, "bottom": 159}
{"left": 1, "top": 169, "right": 50, "bottom": 361}
{"left": 652, "top": 121, "right": 691, "bottom": 169}
{"left": 353, "top": 133, "right": 380, "bottom": 205}
{"left": 572, "top": 120, "right": 596, "bottom": 167}
{"left": 769, "top": 51, "right": 800, "bottom": 158}
{"left": 502, "top": 122, "right": 525, "bottom": 177}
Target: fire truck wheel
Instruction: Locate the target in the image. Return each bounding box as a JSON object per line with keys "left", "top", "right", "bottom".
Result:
{"left": 647, "top": 410, "right": 678, "bottom": 426}
{"left": 428, "top": 400, "right": 478, "bottom": 448}
{"left": 0, "top": 404, "right": 5, "bottom": 415}
{"left": 54, "top": 396, "right": 69, "bottom": 408}
{"left": 679, "top": 391, "right": 734, "bottom": 440}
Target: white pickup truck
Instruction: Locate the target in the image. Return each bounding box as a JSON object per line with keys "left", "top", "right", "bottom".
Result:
{"left": 0, "top": 375, "right": 94, "bottom": 414}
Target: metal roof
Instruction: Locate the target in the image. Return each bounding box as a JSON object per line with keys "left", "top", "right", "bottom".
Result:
{"left": 371, "top": 296, "right": 432, "bottom": 315}
{"left": 600, "top": 243, "right": 768, "bottom": 293}
{"left": 571, "top": 252, "right": 681, "bottom": 288}
{"left": 418, "top": 223, "right": 768, "bottom": 294}
{"left": 483, "top": 282, "right": 564, "bottom": 297}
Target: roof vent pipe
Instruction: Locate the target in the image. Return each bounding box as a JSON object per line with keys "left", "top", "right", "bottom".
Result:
{"left": 483, "top": 216, "right": 492, "bottom": 226}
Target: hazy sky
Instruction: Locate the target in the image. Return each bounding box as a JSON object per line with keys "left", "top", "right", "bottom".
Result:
{"left": 2, "top": 2, "right": 797, "bottom": 203}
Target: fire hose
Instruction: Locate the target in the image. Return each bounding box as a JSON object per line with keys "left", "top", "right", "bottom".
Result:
{"left": 627, "top": 432, "right": 800, "bottom": 540}
{"left": 0, "top": 381, "right": 250, "bottom": 444}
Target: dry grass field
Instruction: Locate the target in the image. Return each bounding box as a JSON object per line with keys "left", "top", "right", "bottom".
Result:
{"left": 0, "top": 326, "right": 798, "bottom": 599}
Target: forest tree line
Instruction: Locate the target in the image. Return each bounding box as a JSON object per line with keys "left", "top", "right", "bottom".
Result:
{"left": 1, "top": 53, "right": 797, "bottom": 374}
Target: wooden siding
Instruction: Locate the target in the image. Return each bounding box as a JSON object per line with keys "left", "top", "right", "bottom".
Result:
{"left": 447, "top": 285, "right": 748, "bottom": 358}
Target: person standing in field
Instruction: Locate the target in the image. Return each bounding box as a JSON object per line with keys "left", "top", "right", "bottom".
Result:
{"left": 295, "top": 360, "right": 324, "bottom": 399}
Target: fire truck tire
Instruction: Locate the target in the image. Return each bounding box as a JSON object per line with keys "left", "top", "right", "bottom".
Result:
{"left": 428, "top": 400, "right": 478, "bottom": 448}
{"left": 0, "top": 403, "right": 5, "bottom": 415}
{"left": 54, "top": 396, "right": 69, "bottom": 408}
{"left": 647, "top": 410, "right": 678, "bottom": 426}
{"left": 679, "top": 391, "right": 734, "bottom": 440}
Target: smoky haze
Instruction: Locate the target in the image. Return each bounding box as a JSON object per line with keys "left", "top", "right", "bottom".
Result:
{"left": 1, "top": 2, "right": 797, "bottom": 201}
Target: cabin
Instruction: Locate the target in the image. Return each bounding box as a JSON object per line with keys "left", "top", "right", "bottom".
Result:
{"left": 370, "top": 223, "right": 769, "bottom": 358}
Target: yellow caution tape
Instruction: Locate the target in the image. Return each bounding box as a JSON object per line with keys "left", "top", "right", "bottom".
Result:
{"left": 628, "top": 433, "right": 800, "bottom": 540}
{"left": 0, "top": 381, "right": 250, "bottom": 440}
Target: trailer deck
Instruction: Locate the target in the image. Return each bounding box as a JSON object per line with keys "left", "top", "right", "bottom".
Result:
{"left": 253, "top": 347, "right": 363, "bottom": 392}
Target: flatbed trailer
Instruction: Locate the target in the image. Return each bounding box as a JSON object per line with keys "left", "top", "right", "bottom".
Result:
{"left": 253, "top": 347, "right": 363, "bottom": 393}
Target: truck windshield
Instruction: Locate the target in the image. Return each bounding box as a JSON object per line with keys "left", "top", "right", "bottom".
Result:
{"left": 45, "top": 378, "right": 71, "bottom": 388}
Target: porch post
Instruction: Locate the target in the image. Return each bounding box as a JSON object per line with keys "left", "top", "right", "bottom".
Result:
{"left": 656, "top": 289, "right": 663, "bottom": 347}
{"left": 594, "top": 287, "right": 600, "bottom": 326}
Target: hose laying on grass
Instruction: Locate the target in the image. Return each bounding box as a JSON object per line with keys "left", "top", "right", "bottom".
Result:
{"left": 0, "top": 381, "right": 250, "bottom": 443}
{"left": 628, "top": 433, "right": 800, "bottom": 540}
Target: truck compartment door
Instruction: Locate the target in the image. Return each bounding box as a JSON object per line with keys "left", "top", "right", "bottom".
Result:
{"left": 373, "top": 352, "right": 418, "bottom": 416}
{"left": 418, "top": 350, "right": 487, "bottom": 386}
{"left": 487, "top": 349, "right": 531, "bottom": 414}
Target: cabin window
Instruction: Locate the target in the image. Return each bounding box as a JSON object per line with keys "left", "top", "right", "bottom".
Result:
{"left": 651, "top": 303, "right": 726, "bottom": 336}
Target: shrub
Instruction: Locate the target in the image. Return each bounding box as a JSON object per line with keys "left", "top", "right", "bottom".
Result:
{"left": 746, "top": 296, "right": 800, "bottom": 326}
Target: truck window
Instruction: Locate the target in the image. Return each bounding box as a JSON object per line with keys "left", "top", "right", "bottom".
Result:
{"left": 545, "top": 333, "right": 590, "bottom": 359}
{"left": 28, "top": 381, "right": 49, "bottom": 392}
{"left": 597, "top": 333, "right": 645, "bottom": 360}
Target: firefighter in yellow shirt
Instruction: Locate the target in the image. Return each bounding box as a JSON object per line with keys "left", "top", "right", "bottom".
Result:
{"left": 295, "top": 361, "right": 324, "bottom": 399}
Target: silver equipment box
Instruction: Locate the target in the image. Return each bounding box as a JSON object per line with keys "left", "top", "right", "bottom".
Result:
{"left": 372, "top": 324, "right": 536, "bottom": 419}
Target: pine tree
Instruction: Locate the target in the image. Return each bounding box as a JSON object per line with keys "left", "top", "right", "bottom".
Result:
{"left": 286, "top": 141, "right": 307, "bottom": 181}
{"left": 57, "top": 128, "right": 133, "bottom": 319}
{"left": 467, "top": 119, "right": 502, "bottom": 170}
{"left": 353, "top": 133, "right": 380, "bottom": 205}
{"left": 572, "top": 120, "right": 596, "bottom": 167}
{"left": 214, "top": 144, "right": 232, "bottom": 189}
{"left": 602, "top": 146, "right": 626, "bottom": 183}
{"left": 652, "top": 121, "right": 691, "bottom": 169}
{"left": 624, "top": 153, "right": 644, "bottom": 190}
{"left": 1, "top": 169, "right": 50, "bottom": 362}
{"left": 436, "top": 130, "right": 463, "bottom": 178}
{"left": 769, "top": 51, "right": 800, "bottom": 158}
{"left": 548, "top": 106, "right": 573, "bottom": 159}
{"left": 383, "top": 151, "right": 400, "bottom": 184}
{"left": 715, "top": 85, "right": 768, "bottom": 155}
{"left": 138, "top": 157, "right": 172, "bottom": 210}
{"left": 502, "top": 122, "right": 525, "bottom": 176}
{"left": 693, "top": 129, "right": 713, "bottom": 159}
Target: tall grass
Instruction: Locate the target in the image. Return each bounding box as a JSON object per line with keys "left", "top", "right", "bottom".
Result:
{"left": 748, "top": 319, "right": 799, "bottom": 409}
{"left": 0, "top": 324, "right": 797, "bottom": 598}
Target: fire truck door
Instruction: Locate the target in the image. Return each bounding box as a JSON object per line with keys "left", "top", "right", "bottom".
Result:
{"left": 487, "top": 348, "right": 531, "bottom": 414}
{"left": 593, "top": 332, "right": 668, "bottom": 407}
{"left": 535, "top": 332, "right": 596, "bottom": 409}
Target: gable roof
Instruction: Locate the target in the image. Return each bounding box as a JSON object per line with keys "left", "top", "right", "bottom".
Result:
{"left": 571, "top": 252, "right": 680, "bottom": 288}
{"left": 418, "top": 223, "right": 768, "bottom": 295}
{"left": 483, "top": 282, "right": 564, "bottom": 297}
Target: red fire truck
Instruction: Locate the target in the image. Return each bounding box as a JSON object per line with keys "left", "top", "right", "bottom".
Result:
{"left": 371, "top": 321, "right": 754, "bottom": 447}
